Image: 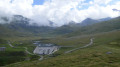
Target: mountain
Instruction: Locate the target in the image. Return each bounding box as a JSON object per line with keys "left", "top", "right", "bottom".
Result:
{"left": 0, "top": 15, "right": 55, "bottom": 38}
{"left": 0, "top": 15, "right": 119, "bottom": 38}
{"left": 99, "top": 17, "right": 111, "bottom": 21}
{"left": 51, "top": 17, "right": 112, "bottom": 35}
{"left": 78, "top": 17, "right": 111, "bottom": 26}
{"left": 80, "top": 18, "right": 99, "bottom": 26}
{"left": 65, "top": 16, "right": 120, "bottom": 37}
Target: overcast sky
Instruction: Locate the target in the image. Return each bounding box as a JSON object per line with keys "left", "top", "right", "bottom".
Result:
{"left": 0, "top": 0, "right": 120, "bottom": 26}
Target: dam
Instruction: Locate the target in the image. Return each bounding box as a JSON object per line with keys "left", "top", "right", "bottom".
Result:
{"left": 33, "top": 44, "right": 59, "bottom": 55}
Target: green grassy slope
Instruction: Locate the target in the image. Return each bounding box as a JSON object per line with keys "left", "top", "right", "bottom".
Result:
{"left": 0, "top": 39, "right": 26, "bottom": 66}
{"left": 4, "top": 30, "right": 120, "bottom": 67}
{"left": 66, "top": 16, "right": 120, "bottom": 37}
{"left": 50, "top": 16, "right": 120, "bottom": 36}
{"left": 0, "top": 38, "right": 40, "bottom": 66}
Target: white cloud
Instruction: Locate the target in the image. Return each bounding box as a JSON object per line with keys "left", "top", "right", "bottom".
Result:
{"left": 93, "top": 0, "right": 112, "bottom": 5}
{"left": 0, "top": 0, "right": 120, "bottom": 26}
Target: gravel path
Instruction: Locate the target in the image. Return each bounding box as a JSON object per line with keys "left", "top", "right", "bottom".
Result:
{"left": 8, "top": 41, "right": 43, "bottom": 60}
{"left": 65, "top": 38, "right": 94, "bottom": 54}
{"left": 8, "top": 41, "right": 34, "bottom": 55}
{"left": 23, "top": 47, "right": 34, "bottom": 55}
{"left": 39, "top": 55, "right": 44, "bottom": 61}
{"left": 8, "top": 41, "right": 14, "bottom": 48}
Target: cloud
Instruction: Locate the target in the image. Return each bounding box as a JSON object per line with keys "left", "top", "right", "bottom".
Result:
{"left": 93, "top": 0, "right": 112, "bottom": 5}
{"left": 0, "top": 0, "right": 120, "bottom": 26}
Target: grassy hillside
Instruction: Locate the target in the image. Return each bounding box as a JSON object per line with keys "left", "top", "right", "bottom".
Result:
{"left": 50, "top": 16, "right": 120, "bottom": 36}
{"left": 65, "top": 16, "right": 120, "bottom": 37}
{"left": 0, "top": 38, "right": 40, "bottom": 66}
{"left": 4, "top": 30, "right": 120, "bottom": 67}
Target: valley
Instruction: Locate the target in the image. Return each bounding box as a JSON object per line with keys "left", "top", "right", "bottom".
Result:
{"left": 0, "top": 15, "right": 120, "bottom": 67}
{"left": 1, "top": 30, "right": 120, "bottom": 67}
{"left": 1, "top": 0, "right": 120, "bottom": 67}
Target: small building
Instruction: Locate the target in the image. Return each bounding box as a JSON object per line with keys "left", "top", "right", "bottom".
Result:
{"left": 33, "top": 44, "right": 59, "bottom": 55}
{"left": 0, "top": 47, "right": 6, "bottom": 51}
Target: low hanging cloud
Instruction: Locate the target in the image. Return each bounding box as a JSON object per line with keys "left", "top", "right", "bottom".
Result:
{"left": 0, "top": 0, "right": 120, "bottom": 26}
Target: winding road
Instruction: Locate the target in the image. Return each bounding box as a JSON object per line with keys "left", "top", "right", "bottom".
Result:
{"left": 8, "top": 41, "right": 14, "bottom": 48}
{"left": 7, "top": 38, "right": 94, "bottom": 61}
{"left": 8, "top": 41, "right": 34, "bottom": 55}
{"left": 39, "top": 55, "right": 44, "bottom": 61}
{"left": 8, "top": 41, "right": 44, "bottom": 60}
{"left": 23, "top": 47, "right": 34, "bottom": 55}
{"left": 65, "top": 38, "right": 94, "bottom": 54}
